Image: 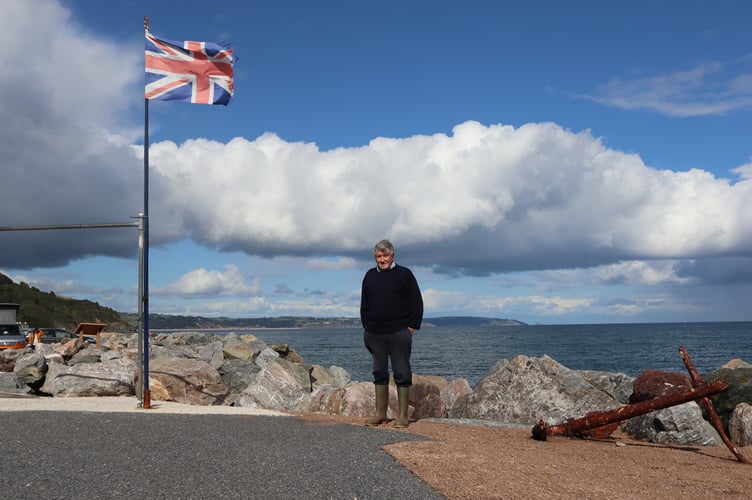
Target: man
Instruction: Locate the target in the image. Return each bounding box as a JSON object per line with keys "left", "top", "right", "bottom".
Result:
{"left": 360, "top": 239, "right": 423, "bottom": 428}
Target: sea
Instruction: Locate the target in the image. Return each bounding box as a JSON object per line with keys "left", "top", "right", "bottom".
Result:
{"left": 160, "top": 322, "right": 752, "bottom": 386}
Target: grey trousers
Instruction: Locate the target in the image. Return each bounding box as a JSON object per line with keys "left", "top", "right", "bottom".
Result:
{"left": 364, "top": 328, "right": 413, "bottom": 386}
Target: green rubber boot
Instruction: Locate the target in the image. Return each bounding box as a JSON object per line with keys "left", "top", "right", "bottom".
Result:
{"left": 395, "top": 386, "right": 410, "bottom": 428}
{"left": 365, "top": 384, "right": 389, "bottom": 426}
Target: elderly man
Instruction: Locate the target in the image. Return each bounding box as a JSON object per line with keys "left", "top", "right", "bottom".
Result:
{"left": 360, "top": 239, "right": 423, "bottom": 428}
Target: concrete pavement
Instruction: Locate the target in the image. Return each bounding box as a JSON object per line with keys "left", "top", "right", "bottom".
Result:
{"left": 1, "top": 396, "right": 444, "bottom": 499}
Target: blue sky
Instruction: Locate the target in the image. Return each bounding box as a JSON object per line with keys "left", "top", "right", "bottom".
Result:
{"left": 1, "top": 0, "right": 751, "bottom": 324}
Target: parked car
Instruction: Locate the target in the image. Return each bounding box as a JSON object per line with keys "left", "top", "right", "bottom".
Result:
{"left": 37, "top": 328, "right": 96, "bottom": 345}
{"left": 0, "top": 323, "right": 28, "bottom": 350}
{"left": 0, "top": 303, "right": 27, "bottom": 350}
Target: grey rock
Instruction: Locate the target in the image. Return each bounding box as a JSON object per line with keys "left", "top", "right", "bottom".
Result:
{"left": 222, "top": 342, "right": 259, "bottom": 362}
{"left": 0, "top": 348, "right": 26, "bottom": 372}
{"left": 68, "top": 348, "right": 102, "bottom": 365}
{"left": 219, "top": 358, "right": 261, "bottom": 393}
{"left": 704, "top": 367, "right": 752, "bottom": 432}
{"left": 327, "top": 365, "right": 351, "bottom": 387}
{"left": 255, "top": 347, "right": 280, "bottom": 367}
{"left": 579, "top": 369, "right": 634, "bottom": 404}
{"left": 40, "top": 358, "right": 136, "bottom": 397}
{"left": 192, "top": 341, "right": 226, "bottom": 369}
{"left": 0, "top": 371, "right": 28, "bottom": 393}
{"left": 304, "top": 381, "right": 397, "bottom": 418}
{"left": 271, "top": 343, "right": 305, "bottom": 363}
{"left": 449, "top": 355, "right": 621, "bottom": 425}
{"left": 156, "top": 331, "right": 221, "bottom": 346}
{"left": 441, "top": 378, "right": 473, "bottom": 414}
{"left": 147, "top": 357, "right": 229, "bottom": 406}
{"left": 14, "top": 352, "right": 48, "bottom": 373}
{"left": 15, "top": 366, "right": 46, "bottom": 390}
{"left": 280, "top": 358, "right": 313, "bottom": 392}
{"left": 721, "top": 359, "right": 752, "bottom": 369}
{"left": 729, "top": 402, "right": 752, "bottom": 447}
{"left": 299, "top": 384, "right": 344, "bottom": 414}
{"left": 234, "top": 360, "right": 311, "bottom": 411}
{"left": 622, "top": 402, "right": 719, "bottom": 445}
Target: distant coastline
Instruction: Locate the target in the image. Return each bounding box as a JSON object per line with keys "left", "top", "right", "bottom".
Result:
{"left": 138, "top": 314, "right": 527, "bottom": 331}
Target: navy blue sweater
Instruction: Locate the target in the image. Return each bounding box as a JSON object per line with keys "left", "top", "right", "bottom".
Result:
{"left": 360, "top": 264, "right": 423, "bottom": 334}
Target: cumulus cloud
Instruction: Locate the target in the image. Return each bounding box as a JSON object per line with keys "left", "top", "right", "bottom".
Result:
{"left": 139, "top": 122, "right": 752, "bottom": 277}
{"left": 153, "top": 264, "right": 261, "bottom": 297}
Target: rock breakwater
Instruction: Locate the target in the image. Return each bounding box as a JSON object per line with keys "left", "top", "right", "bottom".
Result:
{"left": 1, "top": 331, "right": 750, "bottom": 447}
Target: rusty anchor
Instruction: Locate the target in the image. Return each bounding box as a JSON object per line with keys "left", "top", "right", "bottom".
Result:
{"left": 531, "top": 347, "right": 748, "bottom": 464}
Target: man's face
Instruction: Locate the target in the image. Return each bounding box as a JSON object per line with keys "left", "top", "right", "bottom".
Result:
{"left": 374, "top": 250, "right": 394, "bottom": 271}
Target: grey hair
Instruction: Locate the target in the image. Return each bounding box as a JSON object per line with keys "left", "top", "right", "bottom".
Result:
{"left": 373, "top": 239, "right": 394, "bottom": 256}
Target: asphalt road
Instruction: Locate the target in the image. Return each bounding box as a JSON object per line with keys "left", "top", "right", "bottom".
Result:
{"left": 4, "top": 411, "right": 444, "bottom": 499}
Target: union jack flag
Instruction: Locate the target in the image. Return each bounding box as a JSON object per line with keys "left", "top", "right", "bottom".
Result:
{"left": 145, "top": 32, "right": 234, "bottom": 105}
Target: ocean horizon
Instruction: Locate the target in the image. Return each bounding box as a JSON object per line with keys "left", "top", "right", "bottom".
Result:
{"left": 161, "top": 321, "right": 751, "bottom": 387}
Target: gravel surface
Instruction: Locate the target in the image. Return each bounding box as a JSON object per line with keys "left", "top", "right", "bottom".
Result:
{"left": 300, "top": 413, "right": 752, "bottom": 499}
{"left": 4, "top": 411, "right": 442, "bottom": 499}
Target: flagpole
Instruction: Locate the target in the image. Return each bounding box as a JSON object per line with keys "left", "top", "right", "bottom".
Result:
{"left": 141, "top": 15, "right": 151, "bottom": 409}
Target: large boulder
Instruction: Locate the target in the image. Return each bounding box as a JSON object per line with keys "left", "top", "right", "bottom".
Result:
{"left": 222, "top": 342, "right": 260, "bottom": 362}
{"left": 410, "top": 374, "right": 449, "bottom": 419}
{"left": 579, "top": 370, "right": 634, "bottom": 404}
{"left": 302, "top": 382, "right": 366, "bottom": 416}
{"left": 13, "top": 352, "right": 48, "bottom": 391}
{"left": 449, "top": 355, "right": 621, "bottom": 424}
{"left": 442, "top": 378, "right": 473, "bottom": 414}
{"left": 235, "top": 359, "right": 310, "bottom": 411}
{"left": 628, "top": 370, "right": 691, "bottom": 403}
{"left": 40, "top": 358, "right": 136, "bottom": 397}
{"left": 621, "top": 369, "right": 719, "bottom": 445}
{"left": 52, "top": 338, "right": 88, "bottom": 359}
{"left": 0, "top": 348, "right": 25, "bottom": 372}
{"left": 622, "top": 402, "right": 719, "bottom": 445}
{"left": 721, "top": 359, "right": 752, "bottom": 369}
{"left": 68, "top": 347, "right": 102, "bottom": 365}
{"left": 302, "top": 377, "right": 451, "bottom": 421}
{"left": 703, "top": 367, "right": 752, "bottom": 432}
{"left": 146, "top": 357, "right": 229, "bottom": 406}
{"left": 255, "top": 347, "right": 281, "bottom": 367}
{"left": 14, "top": 352, "right": 47, "bottom": 374}
{"left": 0, "top": 372, "right": 28, "bottom": 394}
{"left": 729, "top": 403, "right": 752, "bottom": 447}
{"left": 310, "top": 365, "right": 350, "bottom": 388}
{"left": 150, "top": 342, "right": 225, "bottom": 369}
{"left": 302, "top": 381, "right": 401, "bottom": 418}
{"left": 219, "top": 358, "right": 261, "bottom": 393}
{"left": 156, "top": 331, "right": 221, "bottom": 346}
{"left": 270, "top": 343, "right": 305, "bottom": 363}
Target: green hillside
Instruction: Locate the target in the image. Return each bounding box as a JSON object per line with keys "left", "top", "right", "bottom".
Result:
{"left": 0, "top": 273, "right": 132, "bottom": 331}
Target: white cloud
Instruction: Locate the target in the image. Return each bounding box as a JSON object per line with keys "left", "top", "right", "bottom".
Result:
{"left": 139, "top": 121, "right": 752, "bottom": 277}
{"left": 306, "top": 257, "right": 359, "bottom": 271}
{"left": 153, "top": 264, "right": 261, "bottom": 297}
{"left": 577, "top": 61, "right": 752, "bottom": 117}
{"left": 732, "top": 160, "right": 752, "bottom": 180}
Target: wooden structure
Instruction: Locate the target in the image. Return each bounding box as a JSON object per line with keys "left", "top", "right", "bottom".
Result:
{"left": 73, "top": 322, "right": 106, "bottom": 348}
